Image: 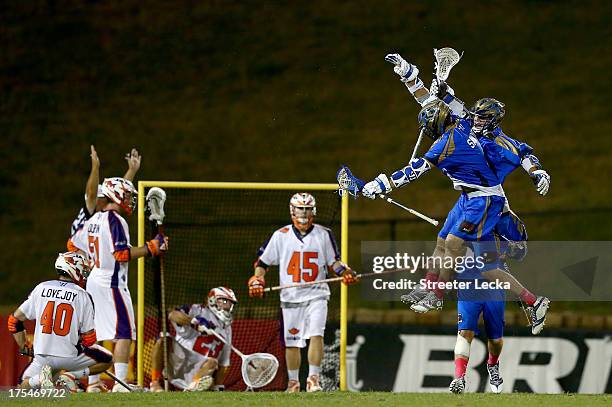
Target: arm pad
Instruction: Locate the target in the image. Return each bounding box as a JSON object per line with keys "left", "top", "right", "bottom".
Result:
{"left": 521, "top": 154, "right": 542, "bottom": 174}
{"left": 81, "top": 330, "right": 97, "bottom": 347}
{"left": 390, "top": 158, "right": 432, "bottom": 188}
{"left": 8, "top": 315, "right": 25, "bottom": 333}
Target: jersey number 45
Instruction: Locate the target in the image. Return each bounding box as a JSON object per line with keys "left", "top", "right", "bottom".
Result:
{"left": 287, "top": 251, "right": 319, "bottom": 283}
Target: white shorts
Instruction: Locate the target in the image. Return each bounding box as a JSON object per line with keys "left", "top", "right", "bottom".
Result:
{"left": 22, "top": 345, "right": 113, "bottom": 380}
{"left": 281, "top": 299, "right": 328, "bottom": 348}
{"left": 86, "top": 280, "right": 136, "bottom": 341}
{"left": 166, "top": 338, "right": 208, "bottom": 390}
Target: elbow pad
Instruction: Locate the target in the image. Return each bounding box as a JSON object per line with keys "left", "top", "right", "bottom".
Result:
{"left": 390, "top": 158, "right": 432, "bottom": 188}
{"left": 8, "top": 315, "right": 25, "bottom": 333}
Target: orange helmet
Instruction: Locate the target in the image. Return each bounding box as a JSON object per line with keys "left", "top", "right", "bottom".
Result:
{"left": 289, "top": 192, "right": 316, "bottom": 232}
{"left": 101, "top": 177, "right": 137, "bottom": 216}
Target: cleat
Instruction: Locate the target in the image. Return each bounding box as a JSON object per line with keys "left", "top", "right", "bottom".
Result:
{"left": 112, "top": 382, "right": 131, "bottom": 392}
{"left": 286, "top": 379, "right": 300, "bottom": 393}
{"left": 40, "top": 365, "right": 55, "bottom": 389}
{"left": 401, "top": 287, "right": 429, "bottom": 305}
{"left": 528, "top": 296, "right": 550, "bottom": 335}
{"left": 149, "top": 380, "right": 164, "bottom": 392}
{"left": 185, "top": 375, "right": 213, "bottom": 392}
{"left": 306, "top": 375, "right": 322, "bottom": 392}
{"left": 449, "top": 376, "right": 465, "bottom": 394}
{"left": 487, "top": 363, "right": 503, "bottom": 393}
{"left": 86, "top": 381, "right": 109, "bottom": 393}
{"left": 56, "top": 373, "right": 79, "bottom": 393}
{"left": 410, "top": 291, "right": 443, "bottom": 313}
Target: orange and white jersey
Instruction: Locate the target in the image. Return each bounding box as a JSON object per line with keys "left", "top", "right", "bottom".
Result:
{"left": 172, "top": 304, "right": 232, "bottom": 367}
{"left": 258, "top": 224, "right": 340, "bottom": 305}
{"left": 71, "top": 210, "right": 131, "bottom": 288}
{"left": 19, "top": 280, "right": 95, "bottom": 358}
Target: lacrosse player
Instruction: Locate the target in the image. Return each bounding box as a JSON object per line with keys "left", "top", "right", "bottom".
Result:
{"left": 380, "top": 54, "right": 551, "bottom": 333}
{"left": 69, "top": 146, "right": 141, "bottom": 243}
{"left": 248, "top": 192, "right": 357, "bottom": 392}
{"left": 8, "top": 252, "right": 113, "bottom": 391}
{"left": 149, "top": 287, "right": 237, "bottom": 392}
{"left": 70, "top": 177, "right": 169, "bottom": 392}
{"left": 360, "top": 99, "right": 550, "bottom": 333}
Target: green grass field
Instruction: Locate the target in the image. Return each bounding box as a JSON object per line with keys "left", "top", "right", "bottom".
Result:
{"left": 5, "top": 392, "right": 612, "bottom": 407}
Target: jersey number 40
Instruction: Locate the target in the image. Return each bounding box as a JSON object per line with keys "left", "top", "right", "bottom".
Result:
{"left": 287, "top": 251, "right": 319, "bottom": 283}
{"left": 40, "top": 301, "right": 74, "bottom": 336}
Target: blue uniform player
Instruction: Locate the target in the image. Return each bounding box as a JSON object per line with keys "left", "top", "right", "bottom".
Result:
{"left": 376, "top": 53, "right": 550, "bottom": 334}
{"left": 360, "top": 99, "right": 550, "bottom": 334}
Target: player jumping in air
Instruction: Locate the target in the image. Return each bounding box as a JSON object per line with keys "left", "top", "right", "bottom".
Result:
{"left": 70, "top": 177, "right": 169, "bottom": 392}
{"left": 360, "top": 98, "right": 550, "bottom": 334}
{"left": 149, "top": 287, "right": 237, "bottom": 392}
{"left": 8, "top": 252, "right": 113, "bottom": 392}
{"left": 248, "top": 193, "right": 357, "bottom": 392}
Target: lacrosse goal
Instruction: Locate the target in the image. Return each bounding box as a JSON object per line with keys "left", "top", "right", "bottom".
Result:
{"left": 136, "top": 181, "right": 349, "bottom": 390}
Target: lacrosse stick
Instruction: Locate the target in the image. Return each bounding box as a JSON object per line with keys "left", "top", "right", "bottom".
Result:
{"left": 337, "top": 166, "right": 439, "bottom": 226}
{"left": 146, "top": 187, "right": 168, "bottom": 391}
{"left": 264, "top": 267, "right": 411, "bottom": 292}
{"left": 191, "top": 322, "right": 279, "bottom": 390}
{"left": 106, "top": 370, "right": 144, "bottom": 392}
{"left": 433, "top": 47, "right": 463, "bottom": 81}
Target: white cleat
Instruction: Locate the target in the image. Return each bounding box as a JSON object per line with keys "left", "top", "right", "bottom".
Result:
{"left": 185, "top": 375, "right": 213, "bottom": 392}
{"left": 285, "top": 379, "right": 300, "bottom": 393}
{"left": 487, "top": 363, "right": 503, "bottom": 393}
{"left": 400, "top": 287, "right": 429, "bottom": 305}
{"left": 410, "top": 291, "right": 443, "bottom": 313}
{"left": 86, "top": 381, "right": 109, "bottom": 393}
{"left": 306, "top": 374, "right": 322, "bottom": 392}
{"left": 112, "top": 382, "right": 131, "bottom": 392}
{"left": 40, "top": 364, "right": 55, "bottom": 389}
{"left": 56, "top": 373, "right": 79, "bottom": 393}
{"left": 529, "top": 296, "right": 550, "bottom": 335}
{"left": 449, "top": 376, "right": 465, "bottom": 394}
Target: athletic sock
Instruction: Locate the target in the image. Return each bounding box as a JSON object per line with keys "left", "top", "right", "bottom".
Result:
{"left": 454, "top": 357, "right": 468, "bottom": 378}
{"left": 425, "top": 272, "right": 439, "bottom": 283}
{"left": 519, "top": 289, "right": 537, "bottom": 306}
{"left": 29, "top": 375, "right": 41, "bottom": 388}
{"left": 151, "top": 370, "right": 162, "bottom": 382}
{"left": 67, "top": 367, "right": 90, "bottom": 379}
{"left": 308, "top": 365, "right": 321, "bottom": 377}
{"left": 88, "top": 374, "right": 100, "bottom": 385}
{"left": 433, "top": 278, "right": 446, "bottom": 299}
{"left": 114, "top": 362, "right": 128, "bottom": 381}
{"left": 488, "top": 353, "right": 500, "bottom": 365}
{"left": 287, "top": 369, "right": 299, "bottom": 381}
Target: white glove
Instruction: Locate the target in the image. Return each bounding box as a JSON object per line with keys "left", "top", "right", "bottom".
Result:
{"left": 362, "top": 174, "right": 392, "bottom": 199}
{"left": 430, "top": 78, "right": 454, "bottom": 98}
{"left": 384, "top": 53, "right": 419, "bottom": 83}
{"left": 531, "top": 170, "right": 550, "bottom": 196}
{"left": 190, "top": 317, "right": 212, "bottom": 334}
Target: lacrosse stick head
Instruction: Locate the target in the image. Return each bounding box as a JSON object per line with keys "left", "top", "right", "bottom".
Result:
{"left": 241, "top": 353, "right": 279, "bottom": 389}
{"left": 336, "top": 165, "right": 365, "bottom": 198}
{"left": 146, "top": 187, "right": 166, "bottom": 224}
{"left": 433, "top": 47, "right": 463, "bottom": 81}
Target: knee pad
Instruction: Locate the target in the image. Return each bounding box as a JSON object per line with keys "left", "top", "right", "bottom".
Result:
{"left": 454, "top": 333, "right": 471, "bottom": 359}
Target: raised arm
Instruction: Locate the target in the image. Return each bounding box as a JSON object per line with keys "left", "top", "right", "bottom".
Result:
{"left": 123, "top": 148, "right": 141, "bottom": 182}
{"left": 85, "top": 145, "right": 100, "bottom": 214}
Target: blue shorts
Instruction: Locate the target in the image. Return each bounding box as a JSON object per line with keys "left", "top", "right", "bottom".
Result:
{"left": 457, "top": 298, "right": 505, "bottom": 339}
{"left": 438, "top": 194, "right": 505, "bottom": 242}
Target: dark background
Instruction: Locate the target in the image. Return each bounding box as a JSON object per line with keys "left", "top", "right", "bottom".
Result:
{"left": 2, "top": 0, "right": 611, "bottom": 305}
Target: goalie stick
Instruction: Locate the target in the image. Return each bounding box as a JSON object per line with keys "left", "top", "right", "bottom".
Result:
{"left": 146, "top": 187, "right": 168, "bottom": 391}
{"left": 106, "top": 370, "right": 144, "bottom": 392}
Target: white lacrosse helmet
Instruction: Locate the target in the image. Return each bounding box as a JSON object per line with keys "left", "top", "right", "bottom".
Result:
{"left": 101, "top": 177, "right": 138, "bottom": 216}
{"left": 55, "top": 252, "right": 90, "bottom": 288}
{"left": 207, "top": 287, "right": 238, "bottom": 327}
{"left": 289, "top": 192, "right": 316, "bottom": 231}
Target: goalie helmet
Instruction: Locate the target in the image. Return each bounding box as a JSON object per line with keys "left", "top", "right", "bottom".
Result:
{"left": 469, "top": 97, "right": 505, "bottom": 136}
{"left": 207, "top": 287, "right": 238, "bottom": 327}
{"left": 101, "top": 177, "right": 138, "bottom": 216}
{"left": 418, "top": 100, "right": 453, "bottom": 140}
{"left": 289, "top": 192, "right": 316, "bottom": 232}
{"left": 55, "top": 252, "right": 90, "bottom": 288}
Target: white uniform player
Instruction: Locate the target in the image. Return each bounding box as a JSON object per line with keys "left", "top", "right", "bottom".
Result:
{"left": 248, "top": 193, "right": 357, "bottom": 393}
{"left": 70, "top": 177, "right": 168, "bottom": 392}
{"left": 8, "top": 252, "right": 112, "bottom": 391}
{"left": 149, "top": 287, "right": 237, "bottom": 392}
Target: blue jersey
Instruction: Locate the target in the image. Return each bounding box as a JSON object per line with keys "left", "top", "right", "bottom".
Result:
{"left": 424, "top": 119, "right": 502, "bottom": 191}
{"left": 480, "top": 128, "right": 534, "bottom": 184}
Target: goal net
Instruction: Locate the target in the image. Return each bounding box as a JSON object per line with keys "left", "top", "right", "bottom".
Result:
{"left": 136, "top": 182, "right": 347, "bottom": 391}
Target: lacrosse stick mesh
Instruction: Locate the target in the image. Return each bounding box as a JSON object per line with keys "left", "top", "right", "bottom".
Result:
{"left": 337, "top": 166, "right": 365, "bottom": 198}
{"left": 242, "top": 353, "right": 279, "bottom": 389}
{"left": 434, "top": 47, "right": 463, "bottom": 81}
